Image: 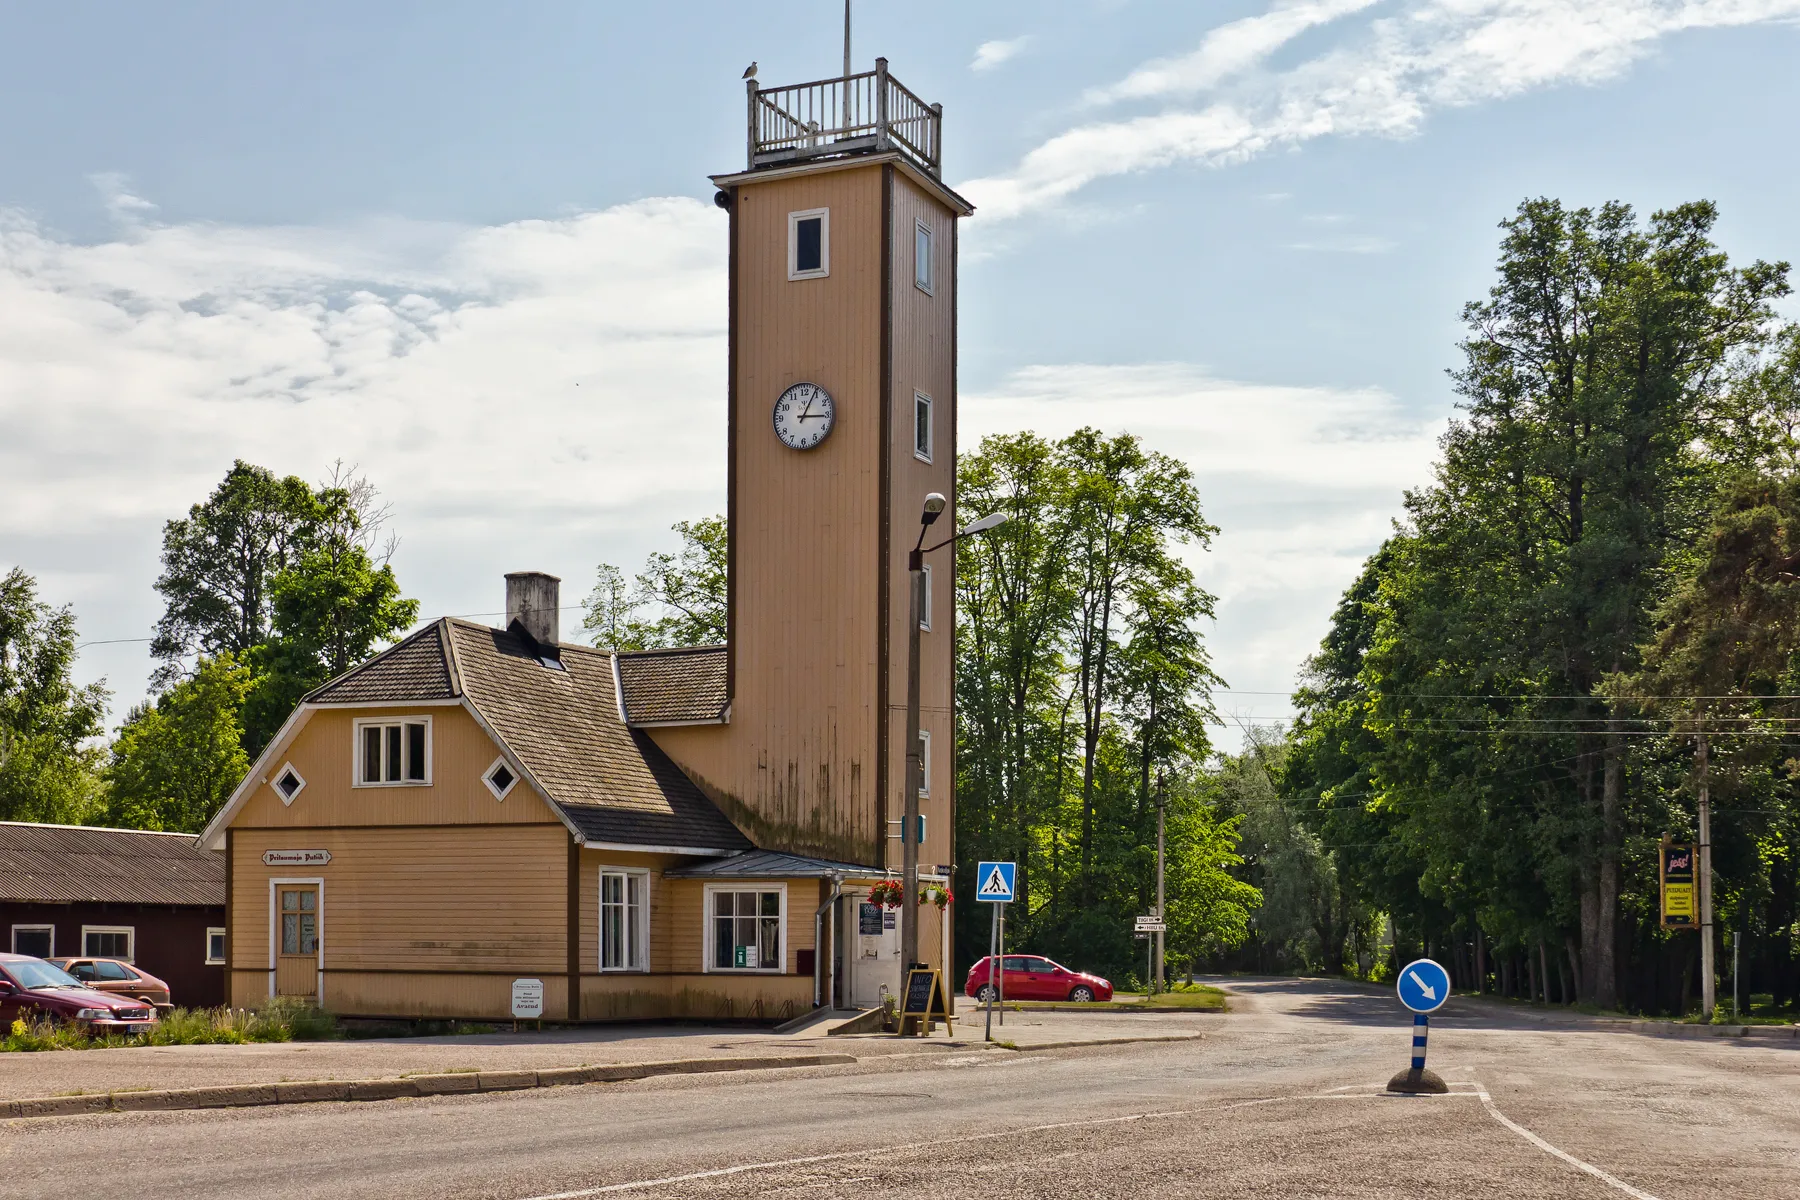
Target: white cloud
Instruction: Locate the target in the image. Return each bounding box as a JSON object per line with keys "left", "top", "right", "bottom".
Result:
{"left": 1288, "top": 235, "right": 1396, "bottom": 253}
{"left": 971, "top": 36, "right": 1031, "bottom": 72}
{"left": 1085, "top": 0, "right": 1380, "bottom": 104}
{"left": 962, "top": 363, "right": 1442, "bottom": 714}
{"left": 964, "top": 0, "right": 1800, "bottom": 218}
{"left": 1, "top": 192, "right": 728, "bottom": 708}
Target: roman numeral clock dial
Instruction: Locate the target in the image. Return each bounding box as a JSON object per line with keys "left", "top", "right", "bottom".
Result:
{"left": 772, "top": 382, "right": 835, "bottom": 450}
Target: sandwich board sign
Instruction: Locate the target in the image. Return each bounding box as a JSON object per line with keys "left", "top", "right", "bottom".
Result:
{"left": 511, "top": 977, "right": 544, "bottom": 1020}
{"left": 976, "top": 861, "right": 1016, "bottom": 903}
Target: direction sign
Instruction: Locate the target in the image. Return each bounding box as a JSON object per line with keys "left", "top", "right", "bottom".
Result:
{"left": 975, "top": 861, "right": 1016, "bottom": 903}
{"left": 1395, "top": 957, "right": 1451, "bottom": 1014}
{"left": 1134, "top": 918, "right": 1166, "bottom": 932}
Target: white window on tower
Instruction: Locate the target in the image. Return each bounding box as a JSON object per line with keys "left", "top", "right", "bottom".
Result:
{"left": 914, "top": 391, "right": 933, "bottom": 463}
{"left": 920, "top": 564, "right": 933, "bottom": 632}
{"left": 914, "top": 219, "right": 934, "bottom": 294}
{"left": 788, "top": 208, "right": 829, "bottom": 280}
{"left": 354, "top": 717, "right": 432, "bottom": 786}
{"left": 919, "top": 729, "right": 931, "bottom": 798}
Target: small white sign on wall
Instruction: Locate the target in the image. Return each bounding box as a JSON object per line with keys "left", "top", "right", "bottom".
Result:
{"left": 511, "top": 978, "right": 545, "bottom": 1019}
{"left": 262, "top": 849, "right": 331, "bottom": 866}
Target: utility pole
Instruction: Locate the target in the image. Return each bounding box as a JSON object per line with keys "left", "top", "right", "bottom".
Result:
{"left": 1154, "top": 771, "right": 1167, "bottom": 995}
{"left": 1699, "top": 735, "right": 1715, "bottom": 1019}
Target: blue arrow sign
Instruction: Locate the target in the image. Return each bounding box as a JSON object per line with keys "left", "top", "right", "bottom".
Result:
{"left": 1396, "top": 957, "right": 1451, "bottom": 1013}
{"left": 975, "top": 861, "right": 1016, "bottom": 903}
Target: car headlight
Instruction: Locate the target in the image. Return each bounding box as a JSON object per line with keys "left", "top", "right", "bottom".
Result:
{"left": 74, "top": 1008, "right": 108, "bottom": 1020}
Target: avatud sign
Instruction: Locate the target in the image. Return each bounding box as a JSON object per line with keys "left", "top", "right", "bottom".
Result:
{"left": 511, "top": 977, "right": 545, "bottom": 1019}
{"left": 262, "top": 849, "right": 331, "bottom": 867}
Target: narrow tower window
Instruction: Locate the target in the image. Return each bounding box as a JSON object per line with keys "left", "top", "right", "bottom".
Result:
{"left": 788, "top": 208, "right": 829, "bottom": 279}
{"left": 914, "top": 220, "right": 933, "bottom": 294}
{"left": 914, "top": 391, "right": 933, "bottom": 463}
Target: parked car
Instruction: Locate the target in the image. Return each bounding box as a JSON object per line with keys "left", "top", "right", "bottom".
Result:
{"left": 0, "top": 954, "right": 159, "bottom": 1035}
{"left": 964, "top": 954, "right": 1113, "bottom": 1003}
{"left": 49, "top": 957, "right": 173, "bottom": 1012}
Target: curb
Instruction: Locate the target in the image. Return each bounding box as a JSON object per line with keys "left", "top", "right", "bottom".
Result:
{"left": 1002, "top": 1033, "right": 1204, "bottom": 1052}
{"left": 0, "top": 1053, "right": 859, "bottom": 1121}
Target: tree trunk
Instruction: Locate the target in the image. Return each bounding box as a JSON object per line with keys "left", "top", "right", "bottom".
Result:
{"left": 1594, "top": 726, "right": 1624, "bottom": 1009}
{"left": 1475, "top": 928, "right": 1487, "bottom": 993}
{"left": 1562, "top": 937, "right": 1580, "bottom": 1006}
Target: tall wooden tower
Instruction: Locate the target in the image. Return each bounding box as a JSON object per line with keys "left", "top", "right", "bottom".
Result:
{"left": 647, "top": 61, "right": 972, "bottom": 883}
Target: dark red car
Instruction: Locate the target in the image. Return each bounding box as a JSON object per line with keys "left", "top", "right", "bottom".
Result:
{"left": 965, "top": 954, "right": 1113, "bottom": 1003}
{"left": 0, "top": 954, "right": 159, "bottom": 1035}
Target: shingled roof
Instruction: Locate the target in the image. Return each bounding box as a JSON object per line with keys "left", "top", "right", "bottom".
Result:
{"left": 303, "top": 622, "right": 457, "bottom": 704}
{"left": 615, "top": 646, "right": 729, "bottom": 725}
{"left": 0, "top": 823, "right": 224, "bottom": 906}
{"left": 443, "top": 621, "right": 748, "bottom": 852}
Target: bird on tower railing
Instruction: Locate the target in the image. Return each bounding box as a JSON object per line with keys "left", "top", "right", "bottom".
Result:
{"left": 742, "top": 62, "right": 757, "bottom": 80}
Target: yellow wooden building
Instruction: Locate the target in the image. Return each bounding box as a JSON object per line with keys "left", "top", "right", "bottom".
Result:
{"left": 197, "top": 59, "right": 971, "bottom": 1023}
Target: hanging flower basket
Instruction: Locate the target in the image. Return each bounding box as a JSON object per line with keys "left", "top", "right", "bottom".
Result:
{"left": 868, "top": 879, "right": 905, "bottom": 908}
{"left": 919, "top": 884, "right": 953, "bottom": 910}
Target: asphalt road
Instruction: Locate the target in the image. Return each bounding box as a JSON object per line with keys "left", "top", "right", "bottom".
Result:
{"left": 3, "top": 978, "right": 1794, "bottom": 1199}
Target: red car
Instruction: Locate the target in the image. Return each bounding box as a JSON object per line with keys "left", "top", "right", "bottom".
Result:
{"left": 0, "top": 954, "right": 159, "bottom": 1035}
{"left": 965, "top": 954, "right": 1113, "bottom": 1003}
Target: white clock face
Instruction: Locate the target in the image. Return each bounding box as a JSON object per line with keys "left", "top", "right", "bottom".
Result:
{"left": 773, "top": 382, "right": 835, "bottom": 450}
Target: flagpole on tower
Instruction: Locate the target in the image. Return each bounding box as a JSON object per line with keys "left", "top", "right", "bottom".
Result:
{"left": 843, "top": 0, "right": 851, "bottom": 79}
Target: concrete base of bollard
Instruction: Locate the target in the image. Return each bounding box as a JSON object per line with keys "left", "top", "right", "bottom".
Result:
{"left": 1386, "top": 1067, "right": 1448, "bottom": 1094}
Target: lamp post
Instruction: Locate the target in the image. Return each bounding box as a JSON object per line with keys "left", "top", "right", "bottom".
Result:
{"left": 901, "top": 494, "right": 1009, "bottom": 975}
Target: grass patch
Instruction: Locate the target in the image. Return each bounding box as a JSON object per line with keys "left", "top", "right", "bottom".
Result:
{"left": 2, "top": 997, "right": 340, "bottom": 1052}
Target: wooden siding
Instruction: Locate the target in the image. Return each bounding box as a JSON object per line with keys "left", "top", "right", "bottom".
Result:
{"left": 228, "top": 824, "right": 569, "bottom": 1013}
{"left": 235, "top": 703, "right": 559, "bottom": 830}
{"left": 652, "top": 163, "right": 888, "bottom": 864}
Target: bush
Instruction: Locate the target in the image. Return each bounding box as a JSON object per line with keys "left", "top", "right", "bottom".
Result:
{"left": 1, "top": 999, "right": 340, "bottom": 1052}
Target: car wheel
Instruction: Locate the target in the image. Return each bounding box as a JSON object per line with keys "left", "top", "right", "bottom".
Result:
{"left": 975, "top": 984, "right": 997, "bottom": 1002}
{"left": 1069, "top": 986, "right": 1095, "bottom": 1003}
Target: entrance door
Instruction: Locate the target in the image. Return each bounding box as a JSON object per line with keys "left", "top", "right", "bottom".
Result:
{"left": 275, "top": 885, "right": 319, "bottom": 998}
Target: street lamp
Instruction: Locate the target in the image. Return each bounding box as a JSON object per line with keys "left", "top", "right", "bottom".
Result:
{"left": 901, "top": 493, "right": 1009, "bottom": 976}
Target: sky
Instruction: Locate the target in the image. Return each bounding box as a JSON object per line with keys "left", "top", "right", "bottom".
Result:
{"left": 3, "top": 0, "right": 1799, "bottom": 748}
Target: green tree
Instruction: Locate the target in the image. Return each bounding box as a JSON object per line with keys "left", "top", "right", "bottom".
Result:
{"left": 104, "top": 655, "right": 251, "bottom": 833}
{"left": 0, "top": 569, "right": 108, "bottom": 824}
{"left": 150, "top": 461, "right": 322, "bottom": 684}
{"left": 583, "top": 516, "right": 728, "bottom": 649}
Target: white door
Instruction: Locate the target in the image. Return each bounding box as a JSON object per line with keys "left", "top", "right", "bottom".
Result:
{"left": 850, "top": 896, "right": 902, "bottom": 1009}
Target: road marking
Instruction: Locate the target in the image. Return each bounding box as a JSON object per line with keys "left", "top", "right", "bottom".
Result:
{"left": 1470, "top": 1084, "right": 1663, "bottom": 1200}
{"left": 515, "top": 1083, "right": 1661, "bottom": 1200}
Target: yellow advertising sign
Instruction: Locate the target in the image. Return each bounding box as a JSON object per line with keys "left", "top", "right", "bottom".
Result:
{"left": 1660, "top": 840, "right": 1696, "bottom": 929}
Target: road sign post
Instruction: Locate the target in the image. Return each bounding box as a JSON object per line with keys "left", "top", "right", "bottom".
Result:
{"left": 1388, "top": 957, "right": 1451, "bottom": 1094}
{"left": 977, "top": 862, "right": 1015, "bottom": 1040}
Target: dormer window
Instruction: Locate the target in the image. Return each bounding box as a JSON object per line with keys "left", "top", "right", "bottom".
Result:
{"left": 355, "top": 717, "right": 431, "bottom": 786}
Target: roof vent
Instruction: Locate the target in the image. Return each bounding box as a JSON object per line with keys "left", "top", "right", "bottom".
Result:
{"left": 505, "top": 571, "right": 561, "bottom": 649}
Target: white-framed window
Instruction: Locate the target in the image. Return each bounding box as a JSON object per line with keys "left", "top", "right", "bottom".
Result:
{"left": 205, "top": 927, "right": 227, "bottom": 965}
{"left": 82, "top": 925, "right": 135, "bottom": 961}
{"left": 483, "top": 757, "right": 519, "bottom": 801}
{"left": 914, "top": 218, "right": 933, "bottom": 294}
{"left": 353, "top": 716, "right": 431, "bottom": 786}
{"left": 788, "top": 208, "right": 829, "bottom": 280}
{"left": 599, "top": 868, "right": 649, "bottom": 972}
{"left": 913, "top": 391, "right": 933, "bottom": 463}
{"left": 920, "top": 564, "right": 933, "bottom": 632}
{"left": 705, "top": 884, "right": 786, "bottom": 972}
{"left": 919, "top": 729, "right": 932, "bottom": 798}
{"left": 10, "top": 925, "right": 53, "bottom": 958}
{"left": 272, "top": 762, "right": 306, "bottom": 805}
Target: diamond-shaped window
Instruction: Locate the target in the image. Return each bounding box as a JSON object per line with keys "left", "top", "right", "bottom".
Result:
{"left": 484, "top": 759, "right": 517, "bottom": 800}
{"left": 273, "top": 764, "right": 306, "bottom": 805}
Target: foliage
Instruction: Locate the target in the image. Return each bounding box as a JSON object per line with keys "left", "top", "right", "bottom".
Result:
{"left": 953, "top": 429, "right": 1253, "bottom": 983}
{"left": 583, "top": 516, "right": 728, "bottom": 649}
{"left": 0, "top": 568, "right": 108, "bottom": 824}
{"left": 103, "top": 654, "right": 253, "bottom": 833}
{"left": 1279, "top": 197, "right": 1800, "bottom": 1015}
{"left": 2, "top": 998, "right": 338, "bottom": 1052}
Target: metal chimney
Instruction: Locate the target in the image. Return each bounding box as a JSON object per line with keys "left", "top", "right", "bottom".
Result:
{"left": 505, "top": 572, "right": 561, "bottom": 647}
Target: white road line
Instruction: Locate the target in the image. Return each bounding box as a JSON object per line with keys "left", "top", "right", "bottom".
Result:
{"left": 516, "top": 1083, "right": 1661, "bottom": 1200}
{"left": 1471, "top": 1084, "right": 1664, "bottom": 1200}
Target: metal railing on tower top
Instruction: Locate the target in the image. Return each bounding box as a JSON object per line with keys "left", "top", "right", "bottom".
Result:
{"left": 747, "top": 58, "right": 942, "bottom": 177}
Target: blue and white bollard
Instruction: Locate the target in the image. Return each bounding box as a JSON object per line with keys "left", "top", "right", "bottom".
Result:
{"left": 1411, "top": 1012, "right": 1429, "bottom": 1072}
{"left": 1389, "top": 957, "right": 1450, "bottom": 1093}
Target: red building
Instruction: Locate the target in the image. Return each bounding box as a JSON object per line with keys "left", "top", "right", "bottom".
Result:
{"left": 0, "top": 822, "right": 226, "bottom": 1008}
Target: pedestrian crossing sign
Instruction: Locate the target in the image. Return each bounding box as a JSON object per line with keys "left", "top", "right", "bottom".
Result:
{"left": 976, "top": 861, "right": 1016, "bottom": 903}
